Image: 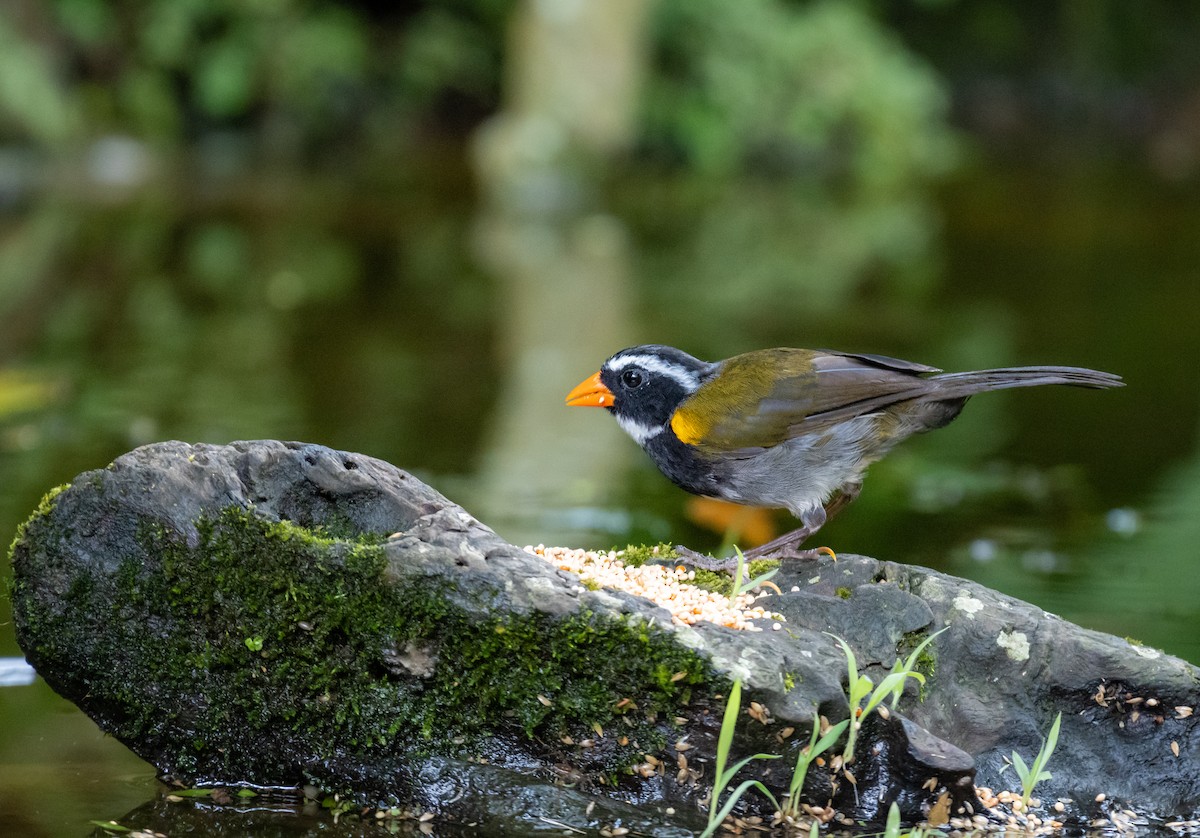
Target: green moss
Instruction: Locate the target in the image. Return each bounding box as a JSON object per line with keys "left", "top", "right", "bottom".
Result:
{"left": 783, "top": 671, "right": 796, "bottom": 692}
{"left": 898, "top": 629, "right": 938, "bottom": 678}
{"left": 18, "top": 505, "right": 713, "bottom": 788}
{"left": 616, "top": 543, "right": 679, "bottom": 567}
{"left": 896, "top": 627, "right": 941, "bottom": 701}
{"left": 689, "top": 559, "right": 779, "bottom": 597}
{"left": 6, "top": 485, "right": 70, "bottom": 606}
{"left": 835, "top": 587, "right": 853, "bottom": 600}
{"left": 7, "top": 484, "right": 68, "bottom": 566}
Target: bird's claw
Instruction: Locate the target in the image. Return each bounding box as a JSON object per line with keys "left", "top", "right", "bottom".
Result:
{"left": 670, "top": 543, "right": 836, "bottom": 572}
{"left": 670, "top": 545, "right": 740, "bottom": 572}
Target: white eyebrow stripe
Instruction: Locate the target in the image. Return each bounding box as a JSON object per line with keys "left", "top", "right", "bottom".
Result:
{"left": 606, "top": 354, "right": 700, "bottom": 392}
{"left": 615, "top": 413, "right": 663, "bottom": 446}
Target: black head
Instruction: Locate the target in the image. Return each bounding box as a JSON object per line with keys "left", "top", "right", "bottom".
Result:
{"left": 597, "top": 345, "right": 711, "bottom": 444}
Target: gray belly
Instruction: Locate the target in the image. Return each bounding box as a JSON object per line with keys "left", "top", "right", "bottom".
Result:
{"left": 713, "top": 415, "right": 890, "bottom": 517}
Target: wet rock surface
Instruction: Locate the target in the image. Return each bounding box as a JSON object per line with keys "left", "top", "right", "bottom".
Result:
{"left": 9, "top": 441, "right": 1200, "bottom": 832}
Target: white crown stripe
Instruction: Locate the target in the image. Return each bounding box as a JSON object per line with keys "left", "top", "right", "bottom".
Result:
{"left": 606, "top": 354, "right": 700, "bottom": 392}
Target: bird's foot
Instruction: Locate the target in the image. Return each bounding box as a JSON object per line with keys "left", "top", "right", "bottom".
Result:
{"left": 670, "top": 545, "right": 740, "bottom": 572}
{"left": 739, "top": 543, "right": 837, "bottom": 561}
{"left": 792, "top": 545, "right": 837, "bottom": 562}
{"left": 732, "top": 524, "right": 817, "bottom": 560}
{"left": 669, "top": 543, "right": 836, "bottom": 571}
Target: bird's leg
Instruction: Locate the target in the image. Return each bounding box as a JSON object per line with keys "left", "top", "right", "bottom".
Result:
{"left": 736, "top": 481, "right": 864, "bottom": 561}
{"left": 671, "top": 544, "right": 744, "bottom": 572}
{"left": 735, "top": 505, "right": 827, "bottom": 561}
{"left": 671, "top": 506, "right": 825, "bottom": 571}
{"left": 672, "top": 482, "right": 863, "bottom": 570}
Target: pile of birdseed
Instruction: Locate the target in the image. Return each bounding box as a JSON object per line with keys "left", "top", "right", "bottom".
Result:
{"left": 526, "top": 545, "right": 781, "bottom": 631}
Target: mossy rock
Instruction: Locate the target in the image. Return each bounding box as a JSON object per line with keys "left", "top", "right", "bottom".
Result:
{"left": 8, "top": 442, "right": 728, "bottom": 820}
{"left": 9, "top": 440, "right": 1025, "bottom": 829}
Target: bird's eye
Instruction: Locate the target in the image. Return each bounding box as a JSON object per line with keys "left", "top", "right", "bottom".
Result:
{"left": 620, "top": 368, "right": 645, "bottom": 389}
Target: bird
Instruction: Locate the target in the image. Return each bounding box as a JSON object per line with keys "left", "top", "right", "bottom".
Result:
{"left": 565, "top": 345, "right": 1122, "bottom": 566}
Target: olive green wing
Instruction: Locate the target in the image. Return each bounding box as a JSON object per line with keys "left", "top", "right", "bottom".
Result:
{"left": 670, "top": 348, "right": 940, "bottom": 453}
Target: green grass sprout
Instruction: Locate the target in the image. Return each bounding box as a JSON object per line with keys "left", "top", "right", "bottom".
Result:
{"left": 1006, "top": 711, "right": 1062, "bottom": 811}
{"left": 883, "top": 801, "right": 933, "bottom": 838}
{"left": 884, "top": 801, "right": 903, "bottom": 838}
{"left": 888, "top": 626, "right": 948, "bottom": 708}
{"left": 700, "top": 679, "right": 781, "bottom": 838}
{"left": 826, "top": 633, "right": 925, "bottom": 763}
{"left": 783, "top": 712, "right": 849, "bottom": 819}
{"left": 730, "top": 546, "right": 779, "bottom": 599}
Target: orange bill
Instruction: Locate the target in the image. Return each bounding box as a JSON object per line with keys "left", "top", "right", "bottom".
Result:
{"left": 565, "top": 371, "right": 615, "bottom": 407}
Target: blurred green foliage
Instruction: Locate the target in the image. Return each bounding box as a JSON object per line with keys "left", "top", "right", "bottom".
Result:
{"left": 628, "top": 0, "right": 957, "bottom": 351}
{"left": 0, "top": 0, "right": 514, "bottom": 150}
{"left": 644, "top": 0, "right": 955, "bottom": 187}
{"left": 3, "top": 0, "right": 1199, "bottom": 164}
{"left": 0, "top": 13, "right": 79, "bottom": 144}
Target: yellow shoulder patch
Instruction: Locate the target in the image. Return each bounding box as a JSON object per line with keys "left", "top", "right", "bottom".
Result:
{"left": 670, "top": 406, "right": 709, "bottom": 446}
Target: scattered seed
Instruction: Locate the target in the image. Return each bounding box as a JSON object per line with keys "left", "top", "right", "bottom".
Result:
{"left": 537, "top": 694, "right": 552, "bottom": 707}
{"left": 1177, "top": 706, "right": 1194, "bottom": 719}
{"left": 1172, "top": 741, "right": 1181, "bottom": 757}
{"left": 748, "top": 702, "right": 773, "bottom": 724}
{"left": 670, "top": 671, "right": 688, "bottom": 682}
{"left": 1096, "top": 793, "right": 1107, "bottom": 803}
{"left": 527, "top": 545, "right": 772, "bottom": 630}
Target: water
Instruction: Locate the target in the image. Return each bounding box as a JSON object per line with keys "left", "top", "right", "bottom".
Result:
{"left": 1, "top": 153, "right": 1197, "bottom": 833}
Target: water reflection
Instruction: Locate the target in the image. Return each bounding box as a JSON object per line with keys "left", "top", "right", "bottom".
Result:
{"left": 0, "top": 657, "right": 34, "bottom": 686}
{"left": 470, "top": 209, "right": 636, "bottom": 546}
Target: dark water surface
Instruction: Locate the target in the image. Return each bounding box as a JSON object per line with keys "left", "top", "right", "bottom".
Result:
{"left": 1, "top": 155, "right": 1197, "bottom": 834}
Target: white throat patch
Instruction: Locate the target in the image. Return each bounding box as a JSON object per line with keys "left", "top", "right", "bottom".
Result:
{"left": 605, "top": 353, "right": 700, "bottom": 393}
{"left": 616, "top": 413, "right": 663, "bottom": 446}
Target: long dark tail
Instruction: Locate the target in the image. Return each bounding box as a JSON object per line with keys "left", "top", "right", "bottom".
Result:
{"left": 929, "top": 366, "right": 1124, "bottom": 400}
